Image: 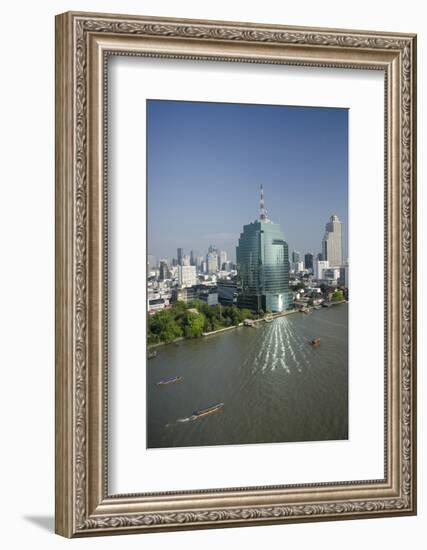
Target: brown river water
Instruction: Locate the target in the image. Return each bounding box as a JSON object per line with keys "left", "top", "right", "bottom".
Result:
{"left": 147, "top": 303, "right": 348, "bottom": 449}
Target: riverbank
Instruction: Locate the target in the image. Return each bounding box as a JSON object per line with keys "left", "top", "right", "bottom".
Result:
{"left": 322, "top": 299, "right": 347, "bottom": 308}
{"left": 202, "top": 324, "right": 242, "bottom": 337}
{"left": 192, "top": 308, "right": 301, "bottom": 338}
{"left": 148, "top": 307, "right": 302, "bottom": 347}
{"left": 147, "top": 302, "right": 347, "bottom": 349}
{"left": 148, "top": 336, "right": 185, "bottom": 349}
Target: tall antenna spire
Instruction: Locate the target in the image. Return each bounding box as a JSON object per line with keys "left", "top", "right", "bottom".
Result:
{"left": 259, "top": 184, "right": 268, "bottom": 222}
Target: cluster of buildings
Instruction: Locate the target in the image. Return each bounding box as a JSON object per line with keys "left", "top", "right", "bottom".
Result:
{"left": 147, "top": 245, "right": 237, "bottom": 313}
{"left": 290, "top": 213, "right": 349, "bottom": 289}
{"left": 148, "top": 186, "right": 348, "bottom": 315}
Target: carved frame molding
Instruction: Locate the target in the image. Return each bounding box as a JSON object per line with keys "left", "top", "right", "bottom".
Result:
{"left": 55, "top": 12, "right": 416, "bottom": 537}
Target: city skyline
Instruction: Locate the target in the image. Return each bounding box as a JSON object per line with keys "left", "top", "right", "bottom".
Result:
{"left": 147, "top": 207, "right": 348, "bottom": 265}
{"left": 147, "top": 99, "right": 348, "bottom": 262}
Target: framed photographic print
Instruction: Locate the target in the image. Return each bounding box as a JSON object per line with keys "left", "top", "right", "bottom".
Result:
{"left": 55, "top": 11, "right": 417, "bottom": 537}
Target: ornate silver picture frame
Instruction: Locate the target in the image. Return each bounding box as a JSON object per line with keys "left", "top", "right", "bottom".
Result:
{"left": 55, "top": 11, "right": 416, "bottom": 537}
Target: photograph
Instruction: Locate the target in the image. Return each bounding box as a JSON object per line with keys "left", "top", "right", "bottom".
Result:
{"left": 146, "top": 99, "right": 349, "bottom": 449}
{"left": 53, "top": 8, "right": 416, "bottom": 538}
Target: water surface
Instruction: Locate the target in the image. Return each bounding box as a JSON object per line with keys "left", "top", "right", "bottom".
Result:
{"left": 147, "top": 303, "right": 348, "bottom": 448}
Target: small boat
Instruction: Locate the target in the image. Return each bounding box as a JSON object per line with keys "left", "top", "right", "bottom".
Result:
{"left": 310, "top": 337, "right": 321, "bottom": 346}
{"left": 264, "top": 317, "right": 274, "bottom": 323}
{"left": 314, "top": 305, "right": 322, "bottom": 310}
{"left": 147, "top": 350, "right": 158, "bottom": 359}
{"left": 190, "top": 402, "right": 224, "bottom": 420}
{"left": 157, "top": 376, "right": 182, "bottom": 386}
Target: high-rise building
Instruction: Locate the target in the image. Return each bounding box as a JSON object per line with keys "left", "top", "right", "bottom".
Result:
{"left": 292, "top": 250, "right": 300, "bottom": 263}
{"left": 304, "top": 252, "right": 314, "bottom": 270}
{"left": 218, "top": 250, "right": 227, "bottom": 270}
{"left": 147, "top": 254, "right": 157, "bottom": 272}
{"left": 159, "top": 260, "right": 171, "bottom": 281}
{"left": 222, "top": 260, "right": 233, "bottom": 272}
{"left": 322, "top": 214, "right": 343, "bottom": 267}
{"left": 292, "top": 261, "right": 304, "bottom": 273}
{"left": 178, "top": 265, "right": 197, "bottom": 288}
{"left": 182, "top": 254, "right": 191, "bottom": 266}
{"left": 190, "top": 250, "right": 195, "bottom": 266}
{"left": 196, "top": 255, "right": 204, "bottom": 271}
{"left": 236, "top": 185, "right": 292, "bottom": 313}
{"left": 177, "top": 247, "right": 184, "bottom": 266}
{"left": 206, "top": 252, "right": 218, "bottom": 274}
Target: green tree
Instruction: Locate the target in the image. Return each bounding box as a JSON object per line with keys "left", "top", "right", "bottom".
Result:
{"left": 184, "top": 311, "right": 205, "bottom": 338}
{"left": 237, "top": 308, "right": 253, "bottom": 322}
{"left": 332, "top": 289, "right": 344, "bottom": 302}
{"left": 149, "top": 309, "right": 183, "bottom": 343}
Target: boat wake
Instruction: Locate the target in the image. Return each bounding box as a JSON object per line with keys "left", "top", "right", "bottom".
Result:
{"left": 176, "top": 416, "right": 193, "bottom": 423}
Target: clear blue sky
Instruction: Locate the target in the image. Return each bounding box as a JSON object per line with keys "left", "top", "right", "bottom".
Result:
{"left": 147, "top": 100, "right": 348, "bottom": 262}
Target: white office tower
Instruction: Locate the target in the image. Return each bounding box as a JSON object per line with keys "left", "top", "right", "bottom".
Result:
{"left": 322, "top": 214, "right": 343, "bottom": 267}
{"left": 206, "top": 252, "right": 218, "bottom": 274}
{"left": 178, "top": 265, "right": 197, "bottom": 288}
{"left": 218, "top": 250, "right": 227, "bottom": 270}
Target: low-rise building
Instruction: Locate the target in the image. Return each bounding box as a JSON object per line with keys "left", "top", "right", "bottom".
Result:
{"left": 148, "top": 297, "right": 167, "bottom": 314}
{"left": 217, "top": 278, "right": 238, "bottom": 305}
{"left": 314, "top": 260, "right": 329, "bottom": 280}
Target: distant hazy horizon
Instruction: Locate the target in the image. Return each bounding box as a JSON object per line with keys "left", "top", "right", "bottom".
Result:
{"left": 147, "top": 100, "right": 348, "bottom": 263}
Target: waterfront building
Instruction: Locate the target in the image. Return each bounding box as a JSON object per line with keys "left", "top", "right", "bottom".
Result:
{"left": 322, "top": 214, "right": 343, "bottom": 267}
{"left": 172, "top": 284, "right": 217, "bottom": 305}
{"left": 304, "top": 252, "right": 314, "bottom": 271}
{"left": 199, "top": 289, "right": 219, "bottom": 306}
{"left": 236, "top": 185, "right": 292, "bottom": 313}
{"left": 217, "top": 278, "right": 238, "bottom": 305}
{"left": 339, "top": 262, "right": 349, "bottom": 288}
{"left": 324, "top": 267, "right": 341, "bottom": 282}
{"left": 148, "top": 297, "right": 167, "bottom": 314}
{"left": 178, "top": 265, "right": 197, "bottom": 288}
{"left": 314, "top": 260, "right": 329, "bottom": 280}
{"left": 177, "top": 247, "right": 184, "bottom": 266}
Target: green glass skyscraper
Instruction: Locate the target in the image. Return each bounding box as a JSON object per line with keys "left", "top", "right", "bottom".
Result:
{"left": 236, "top": 186, "right": 292, "bottom": 313}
